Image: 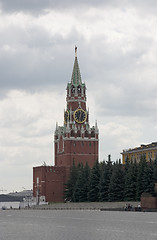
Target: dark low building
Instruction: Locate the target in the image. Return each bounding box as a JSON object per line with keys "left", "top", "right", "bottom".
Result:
{"left": 0, "top": 194, "right": 23, "bottom": 202}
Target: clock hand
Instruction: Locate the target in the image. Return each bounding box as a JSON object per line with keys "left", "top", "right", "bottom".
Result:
{"left": 79, "top": 112, "right": 83, "bottom": 121}
{"left": 77, "top": 111, "right": 81, "bottom": 121}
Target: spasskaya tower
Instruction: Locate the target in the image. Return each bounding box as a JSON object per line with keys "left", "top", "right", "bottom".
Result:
{"left": 54, "top": 47, "right": 99, "bottom": 168}
{"left": 33, "top": 47, "right": 99, "bottom": 203}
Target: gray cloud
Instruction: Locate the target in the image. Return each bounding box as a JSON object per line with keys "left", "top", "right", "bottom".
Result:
{"left": 0, "top": 0, "right": 157, "bottom": 17}
{"left": 0, "top": 41, "right": 77, "bottom": 94}
{"left": 0, "top": 16, "right": 87, "bottom": 94}
{"left": 0, "top": 0, "right": 125, "bottom": 13}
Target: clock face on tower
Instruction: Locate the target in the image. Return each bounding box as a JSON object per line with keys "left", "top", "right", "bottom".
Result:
{"left": 74, "top": 109, "right": 87, "bottom": 123}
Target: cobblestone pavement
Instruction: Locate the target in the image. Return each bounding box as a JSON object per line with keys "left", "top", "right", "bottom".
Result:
{"left": 0, "top": 209, "right": 157, "bottom": 240}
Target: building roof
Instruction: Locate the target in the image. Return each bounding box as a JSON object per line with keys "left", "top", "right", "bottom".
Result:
{"left": 122, "top": 142, "right": 157, "bottom": 154}
{"left": 0, "top": 194, "right": 23, "bottom": 202}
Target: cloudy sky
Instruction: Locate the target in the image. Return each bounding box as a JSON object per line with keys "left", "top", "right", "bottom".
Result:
{"left": 1, "top": 0, "right": 157, "bottom": 193}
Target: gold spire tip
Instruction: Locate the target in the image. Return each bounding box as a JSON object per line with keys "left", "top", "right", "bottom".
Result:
{"left": 75, "top": 46, "right": 77, "bottom": 57}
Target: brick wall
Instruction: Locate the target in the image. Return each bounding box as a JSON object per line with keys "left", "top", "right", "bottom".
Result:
{"left": 141, "top": 196, "right": 157, "bottom": 209}
{"left": 33, "top": 166, "right": 68, "bottom": 202}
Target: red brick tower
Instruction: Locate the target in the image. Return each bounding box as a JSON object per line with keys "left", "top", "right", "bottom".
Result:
{"left": 54, "top": 47, "right": 99, "bottom": 168}
{"left": 33, "top": 47, "right": 99, "bottom": 203}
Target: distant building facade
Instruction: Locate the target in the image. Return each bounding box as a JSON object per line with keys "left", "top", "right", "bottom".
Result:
{"left": 121, "top": 142, "right": 157, "bottom": 164}
{"left": 33, "top": 47, "right": 99, "bottom": 203}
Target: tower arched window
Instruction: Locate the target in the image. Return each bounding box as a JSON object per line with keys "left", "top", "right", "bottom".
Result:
{"left": 71, "top": 85, "right": 75, "bottom": 95}
{"left": 85, "top": 130, "right": 88, "bottom": 137}
{"left": 77, "top": 85, "right": 81, "bottom": 94}
{"left": 71, "top": 130, "right": 75, "bottom": 137}
{"left": 77, "top": 130, "right": 81, "bottom": 137}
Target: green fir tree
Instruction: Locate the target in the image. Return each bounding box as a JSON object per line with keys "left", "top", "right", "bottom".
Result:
{"left": 72, "top": 163, "right": 90, "bottom": 202}
{"left": 64, "top": 162, "right": 79, "bottom": 202}
{"left": 99, "top": 155, "right": 113, "bottom": 201}
{"left": 124, "top": 159, "right": 138, "bottom": 201}
{"left": 108, "top": 162, "right": 125, "bottom": 201}
{"left": 136, "top": 155, "right": 151, "bottom": 200}
{"left": 153, "top": 157, "right": 157, "bottom": 184}
{"left": 88, "top": 160, "right": 100, "bottom": 202}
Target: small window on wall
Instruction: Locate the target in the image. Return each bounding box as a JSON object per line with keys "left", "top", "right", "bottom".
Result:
{"left": 125, "top": 156, "right": 129, "bottom": 161}
{"left": 37, "top": 177, "right": 39, "bottom": 184}
{"left": 154, "top": 151, "right": 157, "bottom": 159}
{"left": 148, "top": 151, "right": 152, "bottom": 160}
{"left": 71, "top": 130, "right": 75, "bottom": 137}
{"left": 77, "top": 130, "right": 81, "bottom": 137}
{"left": 89, "top": 142, "right": 91, "bottom": 147}
{"left": 85, "top": 131, "right": 88, "bottom": 137}
{"left": 91, "top": 131, "right": 95, "bottom": 138}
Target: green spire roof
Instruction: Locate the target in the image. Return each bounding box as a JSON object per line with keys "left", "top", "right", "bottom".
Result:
{"left": 71, "top": 47, "right": 82, "bottom": 86}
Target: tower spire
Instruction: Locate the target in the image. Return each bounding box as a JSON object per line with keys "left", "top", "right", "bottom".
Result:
{"left": 71, "top": 46, "right": 82, "bottom": 85}
{"left": 75, "top": 46, "right": 77, "bottom": 58}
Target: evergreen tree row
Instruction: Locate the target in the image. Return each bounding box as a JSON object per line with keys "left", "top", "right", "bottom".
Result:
{"left": 64, "top": 155, "right": 157, "bottom": 202}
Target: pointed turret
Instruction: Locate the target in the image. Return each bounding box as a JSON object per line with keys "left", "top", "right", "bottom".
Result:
{"left": 71, "top": 46, "right": 82, "bottom": 86}
{"left": 66, "top": 120, "right": 70, "bottom": 133}
{"left": 55, "top": 122, "right": 58, "bottom": 131}
{"left": 95, "top": 120, "right": 99, "bottom": 134}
